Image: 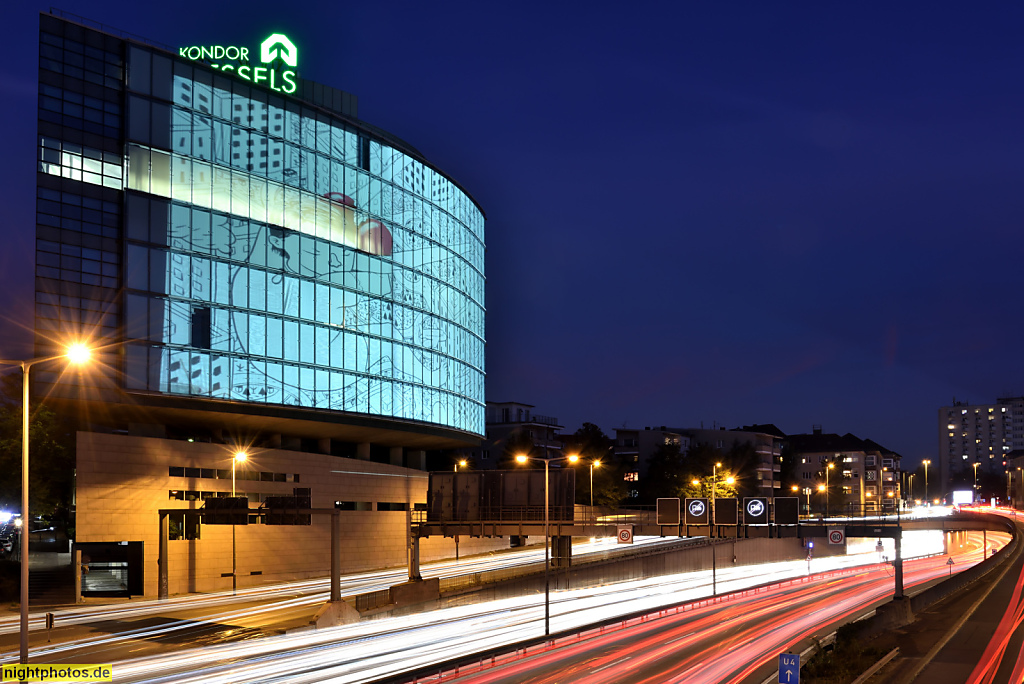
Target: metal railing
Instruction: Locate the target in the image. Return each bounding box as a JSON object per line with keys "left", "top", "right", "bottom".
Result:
{"left": 355, "top": 588, "right": 392, "bottom": 612}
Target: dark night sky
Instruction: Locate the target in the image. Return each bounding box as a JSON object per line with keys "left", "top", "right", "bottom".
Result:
{"left": 2, "top": 2, "right": 1023, "bottom": 468}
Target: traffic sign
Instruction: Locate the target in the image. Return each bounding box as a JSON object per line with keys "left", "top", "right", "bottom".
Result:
{"left": 743, "top": 497, "right": 769, "bottom": 525}
{"left": 657, "top": 498, "right": 681, "bottom": 525}
{"left": 617, "top": 525, "right": 633, "bottom": 544}
{"left": 828, "top": 527, "right": 845, "bottom": 545}
{"left": 778, "top": 652, "right": 800, "bottom": 683}
{"left": 684, "top": 498, "right": 710, "bottom": 525}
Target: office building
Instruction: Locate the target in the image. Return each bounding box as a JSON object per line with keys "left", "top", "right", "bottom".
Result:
{"left": 34, "top": 12, "right": 488, "bottom": 595}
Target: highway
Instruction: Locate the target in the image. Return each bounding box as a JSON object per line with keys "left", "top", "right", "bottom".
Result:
{"left": 906, "top": 508, "right": 1024, "bottom": 684}
{"left": 0, "top": 535, "right": 679, "bottom": 660}
{"left": 437, "top": 532, "right": 1001, "bottom": 684}
{"left": 15, "top": 529, "right": 974, "bottom": 684}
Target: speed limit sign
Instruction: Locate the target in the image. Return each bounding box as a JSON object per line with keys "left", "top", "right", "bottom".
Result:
{"left": 828, "top": 528, "right": 846, "bottom": 545}
{"left": 617, "top": 525, "right": 634, "bottom": 544}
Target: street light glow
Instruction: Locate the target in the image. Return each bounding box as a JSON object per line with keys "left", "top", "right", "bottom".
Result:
{"left": 515, "top": 454, "right": 528, "bottom": 464}
{"left": 234, "top": 451, "right": 248, "bottom": 463}
{"left": 65, "top": 342, "right": 92, "bottom": 365}
{"left": 568, "top": 454, "right": 580, "bottom": 463}
{"left": 818, "top": 484, "right": 826, "bottom": 492}
{"left": 725, "top": 476, "right": 735, "bottom": 485}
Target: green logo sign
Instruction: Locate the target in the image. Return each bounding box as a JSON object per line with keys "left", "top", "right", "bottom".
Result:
{"left": 179, "top": 33, "right": 298, "bottom": 94}
{"left": 261, "top": 34, "right": 297, "bottom": 67}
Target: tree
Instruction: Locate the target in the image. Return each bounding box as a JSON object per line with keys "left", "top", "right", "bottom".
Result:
{"left": 497, "top": 429, "right": 538, "bottom": 469}
{"left": 0, "top": 372, "right": 76, "bottom": 526}
{"left": 640, "top": 441, "right": 690, "bottom": 503}
{"left": 563, "top": 423, "right": 625, "bottom": 507}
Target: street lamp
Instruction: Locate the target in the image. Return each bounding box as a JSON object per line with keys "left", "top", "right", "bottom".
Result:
{"left": 0, "top": 342, "right": 92, "bottom": 664}
{"left": 515, "top": 451, "right": 579, "bottom": 636}
{"left": 712, "top": 462, "right": 722, "bottom": 506}
{"left": 825, "top": 463, "right": 835, "bottom": 517}
{"left": 925, "top": 458, "right": 933, "bottom": 501}
{"left": 455, "top": 459, "right": 467, "bottom": 473}
{"left": 908, "top": 474, "right": 914, "bottom": 502}
{"left": 817, "top": 484, "right": 826, "bottom": 515}
{"left": 589, "top": 460, "right": 601, "bottom": 511}
{"left": 231, "top": 451, "right": 248, "bottom": 595}
{"left": 972, "top": 462, "right": 980, "bottom": 502}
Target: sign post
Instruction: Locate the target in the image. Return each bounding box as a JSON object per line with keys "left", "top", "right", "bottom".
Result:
{"left": 779, "top": 653, "right": 800, "bottom": 683}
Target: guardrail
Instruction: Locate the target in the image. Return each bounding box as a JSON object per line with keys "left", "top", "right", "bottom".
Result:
{"left": 355, "top": 588, "right": 392, "bottom": 612}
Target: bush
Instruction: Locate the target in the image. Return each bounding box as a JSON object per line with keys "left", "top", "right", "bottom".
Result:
{"left": 0, "top": 561, "right": 18, "bottom": 603}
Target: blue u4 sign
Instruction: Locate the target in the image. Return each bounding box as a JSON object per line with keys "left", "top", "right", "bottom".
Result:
{"left": 779, "top": 653, "right": 800, "bottom": 683}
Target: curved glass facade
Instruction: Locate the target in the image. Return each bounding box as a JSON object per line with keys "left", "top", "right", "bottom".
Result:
{"left": 119, "top": 47, "right": 485, "bottom": 435}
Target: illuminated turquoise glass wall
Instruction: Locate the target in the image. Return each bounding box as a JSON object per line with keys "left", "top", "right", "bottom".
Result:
{"left": 118, "top": 46, "right": 485, "bottom": 435}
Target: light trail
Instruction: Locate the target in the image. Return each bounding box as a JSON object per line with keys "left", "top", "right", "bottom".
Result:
{"left": 0, "top": 535, "right": 679, "bottom": 659}
{"left": 37, "top": 529, "right": 975, "bottom": 684}
{"left": 444, "top": 532, "right": 1000, "bottom": 684}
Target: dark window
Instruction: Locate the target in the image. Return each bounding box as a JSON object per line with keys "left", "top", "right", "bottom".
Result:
{"left": 184, "top": 467, "right": 200, "bottom": 478}
{"left": 359, "top": 136, "right": 370, "bottom": 171}
{"left": 169, "top": 466, "right": 184, "bottom": 477}
{"left": 191, "top": 307, "right": 211, "bottom": 349}
{"left": 377, "top": 502, "right": 408, "bottom": 512}
{"left": 260, "top": 472, "right": 274, "bottom": 482}
{"left": 200, "top": 468, "right": 215, "bottom": 479}
{"left": 168, "top": 512, "right": 200, "bottom": 540}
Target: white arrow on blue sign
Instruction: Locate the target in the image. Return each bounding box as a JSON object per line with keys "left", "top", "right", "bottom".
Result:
{"left": 779, "top": 653, "right": 800, "bottom": 683}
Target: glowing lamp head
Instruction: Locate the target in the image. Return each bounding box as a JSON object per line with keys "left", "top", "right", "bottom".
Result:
{"left": 567, "top": 454, "right": 579, "bottom": 463}
{"left": 66, "top": 343, "right": 91, "bottom": 365}
{"left": 515, "top": 454, "right": 528, "bottom": 464}
{"left": 818, "top": 484, "right": 826, "bottom": 492}
{"left": 234, "top": 451, "right": 248, "bottom": 463}
{"left": 458, "top": 460, "right": 467, "bottom": 468}
{"left": 715, "top": 462, "right": 722, "bottom": 468}
{"left": 14, "top": 518, "right": 23, "bottom": 528}
{"left": 594, "top": 460, "right": 602, "bottom": 468}
{"left": 725, "top": 476, "right": 735, "bottom": 485}
{"left": 828, "top": 463, "right": 835, "bottom": 470}
{"left": 692, "top": 479, "right": 700, "bottom": 486}
{"left": 791, "top": 485, "right": 799, "bottom": 492}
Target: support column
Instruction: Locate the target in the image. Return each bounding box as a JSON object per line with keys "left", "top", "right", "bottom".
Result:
{"left": 408, "top": 533, "right": 421, "bottom": 581}
{"left": 356, "top": 442, "right": 371, "bottom": 461}
{"left": 893, "top": 528, "right": 904, "bottom": 599}
{"left": 74, "top": 549, "right": 82, "bottom": 604}
{"left": 409, "top": 450, "right": 427, "bottom": 470}
{"left": 390, "top": 446, "right": 404, "bottom": 467}
{"left": 158, "top": 512, "right": 169, "bottom": 600}
{"left": 330, "top": 511, "right": 341, "bottom": 602}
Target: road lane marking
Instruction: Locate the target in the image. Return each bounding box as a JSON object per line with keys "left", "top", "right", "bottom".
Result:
{"left": 592, "top": 656, "right": 630, "bottom": 673}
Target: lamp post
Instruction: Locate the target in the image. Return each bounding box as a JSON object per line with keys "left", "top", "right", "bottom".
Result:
{"left": 817, "top": 484, "right": 825, "bottom": 516}
{"left": 908, "top": 474, "right": 914, "bottom": 503}
{"left": 923, "top": 460, "right": 931, "bottom": 504}
{"left": 825, "top": 462, "right": 835, "bottom": 517}
{"left": 0, "top": 342, "right": 91, "bottom": 665}
{"left": 231, "top": 451, "right": 247, "bottom": 595}
{"left": 515, "top": 452, "right": 578, "bottom": 636}
{"left": 589, "top": 460, "right": 601, "bottom": 511}
{"left": 972, "top": 462, "right": 980, "bottom": 502}
{"left": 712, "top": 462, "right": 722, "bottom": 507}
{"left": 802, "top": 487, "right": 812, "bottom": 516}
